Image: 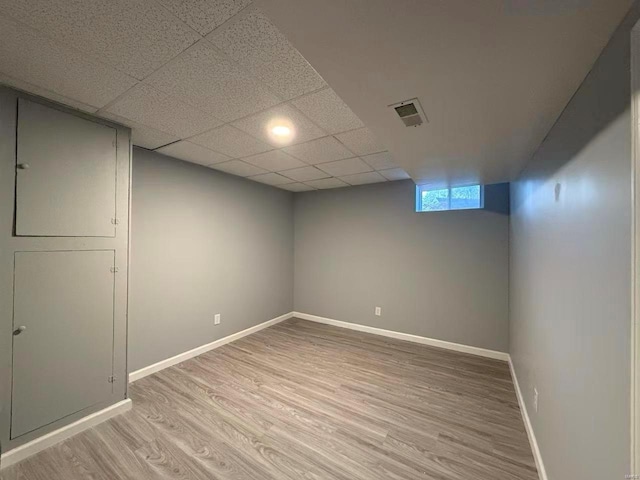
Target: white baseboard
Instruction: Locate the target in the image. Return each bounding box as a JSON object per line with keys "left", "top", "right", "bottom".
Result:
{"left": 293, "top": 312, "right": 510, "bottom": 361}
{"left": 508, "top": 358, "right": 548, "bottom": 480}
{"left": 1, "top": 399, "right": 132, "bottom": 469}
{"left": 128, "top": 311, "right": 294, "bottom": 383}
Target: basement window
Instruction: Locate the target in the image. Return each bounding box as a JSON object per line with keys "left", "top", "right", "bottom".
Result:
{"left": 415, "top": 185, "right": 483, "bottom": 212}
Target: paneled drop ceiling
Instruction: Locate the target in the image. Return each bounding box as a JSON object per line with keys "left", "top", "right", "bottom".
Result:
{"left": 0, "top": 0, "right": 633, "bottom": 190}
{"left": 0, "top": 0, "right": 408, "bottom": 191}
{"left": 259, "top": 0, "right": 633, "bottom": 187}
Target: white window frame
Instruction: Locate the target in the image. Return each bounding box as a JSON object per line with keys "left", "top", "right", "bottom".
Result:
{"left": 415, "top": 184, "right": 484, "bottom": 212}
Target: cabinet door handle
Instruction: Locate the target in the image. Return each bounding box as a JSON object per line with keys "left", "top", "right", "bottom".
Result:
{"left": 13, "top": 326, "right": 26, "bottom": 335}
{"left": 17, "top": 163, "right": 30, "bottom": 170}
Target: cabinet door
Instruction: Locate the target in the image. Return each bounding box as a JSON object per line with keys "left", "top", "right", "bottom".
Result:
{"left": 11, "top": 250, "right": 115, "bottom": 439}
{"left": 15, "top": 99, "right": 117, "bottom": 237}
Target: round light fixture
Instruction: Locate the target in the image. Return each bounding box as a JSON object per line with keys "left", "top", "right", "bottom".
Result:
{"left": 267, "top": 118, "right": 296, "bottom": 145}
{"left": 271, "top": 125, "right": 291, "bottom": 137}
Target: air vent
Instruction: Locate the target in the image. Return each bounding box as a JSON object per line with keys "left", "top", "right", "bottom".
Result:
{"left": 389, "top": 98, "right": 427, "bottom": 127}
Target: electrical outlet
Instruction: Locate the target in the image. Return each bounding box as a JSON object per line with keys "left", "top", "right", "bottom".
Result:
{"left": 533, "top": 387, "right": 539, "bottom": 413}
{"left": 214, "top": 314, "right": 221, "bottom": 325}
{"left": 375, "top": 307, "right": 382, "bottom": 316}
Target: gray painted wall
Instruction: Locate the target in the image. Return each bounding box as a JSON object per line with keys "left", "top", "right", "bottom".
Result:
{"left": 509, "top": 4, "right": 639, "bottom": 478}
{"left": 129, "top": 148, "right": 294, "bottom": 372}
{"left": 294, "top": 180, "right": 510, "bottom": 352}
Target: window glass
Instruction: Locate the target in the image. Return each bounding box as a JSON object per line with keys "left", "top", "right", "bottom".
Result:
{"left": 421, "top": 188, "right": 449, "bottom": 211}
{"left": 416, "top": 185, "right": 483, "bottom": 212}
{"left": 450, "top": 185, "right": 481, "bottom": 210}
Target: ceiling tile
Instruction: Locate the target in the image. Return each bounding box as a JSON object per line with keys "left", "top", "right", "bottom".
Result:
{"left": 104, "top": 84, "right": 223, "bottom": 138}
{"left": 335, "top": 127, "right": 386, "bottom": 156}
{"left": 247, "top": 172, "right": 292, "bottom": 186}
{"left": 242, "top": 150, "right": 306, "bottom": 171}
{"left": 155, "top": 0, "right": 253, "bottom": 35}
{"left": 280, "top": 166, "right": 330, "bottom": 182}
{"left": 379, "top": 168, "right": 411, "bottom": 181}
{"left": 283, "top": 136, "right": 354, "bottom": 165}
{"left": 131, "top": 127, "right": 180, "bottom": 150}
{"left": 232, "top": 104, "right": 325, "bottom": 147}
{"left": 210, "top": 159, "right": 268, "bottom": 176}
{"left": 97, "top": 111, "right": 179, "bottom": 149}
{"left": 291, "top": 88, "right": 364, "bottom": 134}
{"left": 156, "top": 141, "right": 230, "bottom": 166}
{"left": 189, "top": 125, "right": 272, "bottom": 158}
{"left": 0, "top": 72, "right": 98, "bottom": 114}
{"left": 361, "top": 151, "right": 396, "bottom": 170}
{"left": 304, "top": 177, "right": 349, "bottom": 189}
{"left": 145, "top": 40, "right": 281, "bottom": 122}
{"left": 340, "top": 172, "right": 387, "bottom": 185}
{"left": 0, "top": 17, "right": 137, "bottom": 109}
{"left": 0, "top": 0, "right": 201, "bottom": 80}
{"left": 209, "top": 10, "right": 325, "bottom": 99}
{"left": 317, "top": 157, "right": 373, "bottom": 177}
{"left": 279, "top": 182, "right": 315, "bottom": 192}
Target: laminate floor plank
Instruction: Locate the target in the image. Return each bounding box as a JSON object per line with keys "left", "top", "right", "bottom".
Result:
{"left": 1, "top": 318, "right": 537, "bottom": 480}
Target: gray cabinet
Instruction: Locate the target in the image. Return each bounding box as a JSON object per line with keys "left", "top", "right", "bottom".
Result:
{"left": 11, "top": 250, "right": 115, "bottom": 439}
{"left": 0, "top": 88, "right": 130, "bottom": 453}
{"left": 15, "top": 99, "right": 117, "bottom": 237}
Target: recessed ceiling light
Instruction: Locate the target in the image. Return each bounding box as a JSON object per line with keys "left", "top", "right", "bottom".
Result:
{"left": 267, "top": 118, "right": 296, "bottom": 145}
{"left": 272, "top": 125, "right": 291, "bottom": 137}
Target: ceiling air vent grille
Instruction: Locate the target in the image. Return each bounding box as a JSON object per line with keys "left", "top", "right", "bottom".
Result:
{"left": 389, "top": 98, "right": 427, "bottom": 127}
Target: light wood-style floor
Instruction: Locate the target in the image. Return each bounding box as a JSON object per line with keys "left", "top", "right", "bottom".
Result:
{"left": 1, "top": 318, "right": 537, "bottom": 480}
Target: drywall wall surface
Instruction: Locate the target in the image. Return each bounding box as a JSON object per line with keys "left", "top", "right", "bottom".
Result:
{"left": 129, "top": 148, "right": 294, "bottom": 372}
{"left": 294, "top": 180, "right": 510, "bottom": 352}
{"left": 509, "top": 4, "right": 640, "bottom": 478}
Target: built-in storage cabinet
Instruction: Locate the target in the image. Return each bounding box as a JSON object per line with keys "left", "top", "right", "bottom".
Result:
{"left": 11, "top": 250, "right": 116, "bottom": 439}
{"left": 15, "top": 99, "right": 117, "bottom": 237}
{"left": 0, "top": 88, "right": 130, "bottom": 453}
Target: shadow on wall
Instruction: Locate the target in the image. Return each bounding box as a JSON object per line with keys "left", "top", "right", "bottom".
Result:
{"left": 484, "top": 183, "right": 510, "bottom": 215}
{"left": 512, "top": 1, "right": 640, "bottom": 210}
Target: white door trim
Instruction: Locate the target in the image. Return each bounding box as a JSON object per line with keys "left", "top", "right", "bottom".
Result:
{"left": 631, "top": 19, "right": 640, "bottom": 477}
